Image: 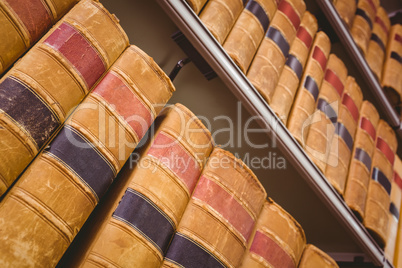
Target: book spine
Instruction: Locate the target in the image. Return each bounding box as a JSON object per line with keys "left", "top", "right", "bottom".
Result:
{"left": 186, "top": 0, "right": 208, "bottom": 14}
{"left": 0, "top": 0, "right": 129, "bottom": 196}
{"left": 239, "top": 198, "right": 306, "bottom": 268}
{"left": 163, "top": 148, "right": 267, "bottom": 268}
{"left": 247, "top": 0, "right": 305, "bottom": 103}
{"left": 0, "top": 45, "right": 175, "bottom": 267}
{"left": 270, "top": 11, "right": 317, "bottom": 124}
{"left": 393, "top": 156, "right": 402, "bottom": 267}
{"left": 333, "top": 0, "right": 357, "bottom": 28}
{"left": 223, "top": 0, "right": 277, "bottom": 73}
{"left": 298, "top": 244, "right": 339, "bottom": 268}
{"left": 287, "top": 31, "right": 331, "bottom": 145}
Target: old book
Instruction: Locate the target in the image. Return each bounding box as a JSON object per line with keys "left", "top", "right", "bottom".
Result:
{"left": 0, "top": 45, "right": 175, "bottom": 267}
{"left": 223, "top": 0, "right": 277, "bottom": 73}
{"left": 325, "top": 77, "right": 363, "bottom": 196}
{"left": 186, "top": 0, "right": 208, "bottom": 14}
{"left": 0, "top": 0, "right": 78, "bottom": 74}
{"left": 247, "top": 0, "right": 306, "bottom": 103}
{"left": 393, "top": 156, "right": 402, "bottom": 267}
{"left": 333, "top": 0, "right": 356, "bottom": 28}
{"left": 163, "top": 148, "right": 267, "bottom": 268}
{"left": 287, "top": 31, "right": 331, "bottom": 146}
{"left": 239, "top": 198, "right": 306, "bottom": 268}
{"left": 350, "top": 0, "right": 380, "bottom": 54}
{"left": 304, "top": 54, "right": 347, "bottom": 173}
{"left": 366, "top": 7, "right": 391, "bottom": 81}
{"left": 200, "top": 0, "right": 247, "bottom": 44}
{"left": 344, "top": 101, "right": 380, "bottom": 220}
{"left": 364, "top": 120, "right": 398, "bottom": 247}
{"left": 75, "top": 103, "right": 214, "bottom": 268}
{"left": 298, "top": 244, "right": 339, "bottom": 268}
{"left": 0, "top": 0, "right": 129, "bottom": 197}
{"left": 270, "top": 11, "right": 317, "bottom": 124}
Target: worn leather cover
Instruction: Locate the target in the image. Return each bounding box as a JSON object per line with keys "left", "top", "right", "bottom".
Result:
{"left": 344, "top": 101, "right": 380, "bottom": 220}
{"left": 393, "top": 157, "right": 402, "bottom": 267}
{"left": 239, "top": 198, "right": 306, "bottom": 268}
{"left": 163, "top": 148, "right": 267, "bottom": 268}
{"left": 247, "top": 0, "right": 305, "bottom": 103}
{"left": 298, "top": 244, "right": 339, "bottom": 268}
{"left": 366, "top": 7, "right": 390, "bottom": 81}
{"left": 287, "top": 31, "right": 331, "bottom": 146}
{"left": 0, "top": 45, "right": 175, "bottom": 267}
{"left": 270, "top": 11, "right": 317, "bottom": 124}
{"left": 325, "top": 77, "right": 363, "bottom": 196}
{"left": 0, "top": 0, "right": 78, "bottom": 75}
{"left": 186, "top": 0, "right": 208, "bottom": 14}
{"left": 223, "top": 0, "right": 277, "bottom": 73}
{"left": 200, "top": 0, "right": 246, "bottom": 44}
{"left": 334, "top": 0, "right": 356, "bottom": 28}
{"left": 351, "top": 0, "right": 380, "bottom": 54}
{"left": 305, "top": 54, "right": 347, "bottom": 174}
{"left": 364, "top": 120, "right": 397, "bottom": 247}
{"left": 0, "top": 0, "right": 129, "bottom": 197}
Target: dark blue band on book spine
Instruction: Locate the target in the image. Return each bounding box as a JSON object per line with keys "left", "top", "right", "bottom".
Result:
{"left": 304, "top": 76, "right": 319, "bottom": 101}
{"left": 286, "top": 54, "right": 303, "bottom": 80}
{"left": 242, "top": 0, "right": 248, "bottom": 6}
{"left": 0, "top": 76, "right": 59, "bottom": 149}
{"left": 246, "top": 0, "right": 270, "bottom": 32}
{"left": 356, "top": 8, "right": 373, "bottom": 29}
{"left": 266, "top": 27, "right": 290, "bottom": 58}
{"left": 372, "top": 167, "right": 391, "bottom": 195}
{"left": 390, "top": 202, "right": 400, "bottom": 221}
{"left": 335, "top": 122, "right": 353, "bottom": 151}
{"left": 391, "top": 51, "right": 402, "bottom": 64}
{"left": 370, "top": 33, "right": 385, "bottom": 51}
{"left": 354, "top": 148, "right": 372, "bottom": 171}
{"left": 317, "top": 98, "right": 337, "bottom": 124}
{"left": 113, "top": 188, "right": 175, "bottom": 255}
{"left": 45, "top": 125, "right": 115, "bottom": 200}
{"left": 165, "top": 233, "right": 226, "bottom": 268}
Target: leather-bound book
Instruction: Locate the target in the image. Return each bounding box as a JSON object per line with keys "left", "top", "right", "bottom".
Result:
{"left": 287, "top": 31, "right": 331, "bottom": 146}
{"left": 163, "top": 148, "right": 267, "bottom": 268}
{"left": 0, "top": 0, "right": 78, "bottom": 74}
{"left": 239, "top": 198, "right": 306, "bottom": 268}
{"left": 0, "top": 0, "right": 129, "bottom": 196}
{"left": 200, "top": 0, "right": 247, "bottom": 44}
{"left": 365, "top": 120, "right": 397, "bottom": 247}
{"left": 305, "top": 54, "right": 347, "bottom": 173}
{"left": 270, "top": 11, "right": 317, "bottom": 124}
{"left": 393, "top": 157, "right": 402, "bottom": 267}
{"left": 298, "top": 244, "right": 339, "bottom": 268}
{"left": 247, "top": 0, "right": 305, "bottom": 103}
{"left": 186, "top": 0, "right": 208, "bottom": 14}
{"left": 350, "top": 0, "right": 380, "bottom": 54}
{"left": 366, "top": 7, "right": 391, "bottom": 81}
{"left": 76, "top": 103, "right": 214, "bottom": 268}
{"left": 325, "top": 77, "right": 363, "bottom": 196}
{"left": 344, "top": 101, "right": 380, "bottom": 220}
{"left": 333, "top": 0, "right": 356, "bottom": 28}
{"left": 223, "top": 0, "right": 278, "bottom": 73}
{"left": 0, "top": 45, "right": 175, "bottom": 267}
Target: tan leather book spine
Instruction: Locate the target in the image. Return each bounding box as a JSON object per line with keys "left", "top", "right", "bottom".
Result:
{"left": 0, "top": 45, "right": 175, "bottom": 267}
{"left": 287, "top": 31, "right": 331, "bottom": 145}
{"left": 366, "top": 7, "right": 391, "bottom": 81}
{"left": 223, "top": 0, "right": 277, "bottom": 73}
{"left": 364, "top": 120, "right": 398, "bottom": 247}
{"left": 239, "top": 198, "right": 306, "bottom": 268}
{"left": 200, "top": 0, "right": 246, "bottom": 44}
{"left": 186, "top": 0, "right": 208, "bottom": 14}
{"left": 163, "top": 148, "right": 267, "bottom": 268}
{"left": 0, "top": 0, "right": 129, "bottom": 196}
{"left": 298, "top": 244, "right": 339, "bottom": 268}
{"left": 325, "top": 77, "right": 363, "bottom": 196}
{"left": 304, "top": 54, "right": 347, "bottom": 174}
{"left": 270, "top": 11, "right": 317, "bottom": 124}
{"left": 334, "top": 0, "right": 356, "bottom": 28}
{"left": 247, "top": 0, "right": 305, "bottom": 103}
{"left": 350, "top": 0, "right": 380, "bottom": 54}
{"left": 393, "top": 157, "right": 402, "bottom": 267}
{"left": 344, "top": 101, "right": 380, "bottom": 220}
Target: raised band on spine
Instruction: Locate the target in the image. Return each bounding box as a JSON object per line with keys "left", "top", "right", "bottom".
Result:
{"left": 354, "top": 148, "right": 372, "bottom": 171}
{"left": 391, "top": 51, "right": 402, "bottom": 64}
{"left": 246, "top": 0, "right": 270, "bottom": 32}
{"left": 376, "top": 137, "right": 395, "bottom": 165}
{"left": 375, "top": 16, "right": 388, "bottom": 34}
{"left": 324, "top": 69, "right": 344, "bottom": 96}
{"left": 296, "top": 26, "right": 313, "bottom": 49}
{"left": 285, "top": 55, "right": 303, "bottom": 80}
{"left": 370, "top": 33, "right": 386, "bottom": 51}
{"left": 372, "top": 167, "right": 391, "bottom": 195}
{"left": 312, "top": 46, "right": 327, "bottom": 72}
{"left": 266, "top": 27, "right": 290, "bottom": 58}
{"left": 317, "top": 98, "right": 337, "bottom": 124}
{"left": 360, "top": 117, "right": 376, "bottom": 141}
{"left": 278, "top": 0, "right": 300, "bottom": 30}
{"left": 304, "top": 76, "right": 319, "bottom": 101}
{"left": 356, "top": 8, "right": 373, "bottom": 30}
{"left": 335, "top": 122, "right": 354, "bottom": 151}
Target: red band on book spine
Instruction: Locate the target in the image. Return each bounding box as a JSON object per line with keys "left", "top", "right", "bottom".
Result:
{"left": 44, "top": 22, "right": 106, "bottom": 89}
{"left": 342, "top": 94, "right": 359, "bottom": 123}
{"left": 193, "top": 175, "right": 255, "bottom": 241}
{"left": 324, "top": 69, "right": 344, "bottom": 96}
{"left": 93, "top": 72, "right": 152, "bottom": 139}
{"left": 376, "top": 137, "right": 395, "bottom": 165}
{"left": 395, "top": 34, "right": 402, "bottom": 45}
{"left": 296, "top": 26, "right": 313, "bottom": 49}
{"left": 250, "top": 231, "right": 295, "bottom": 268}
{"left": 366, "top": 0, "right": 377, "bottom": 14}
{"left": 375, "top": 16, "right": 389, "bottom": 34}
{"left": 148, "top": 132, "right": 201, "bottom": 193}
{"left": 360, "top": 117, "right": 376, "bottom": 141}
{"left": 394, "top": 172, "right": 402, "bottom": 190}
{"left": 312, "top": 46, "right": 327, "bottom": 72}
{"left": 278, "top": 0, "right": 300, "bottom": 30}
